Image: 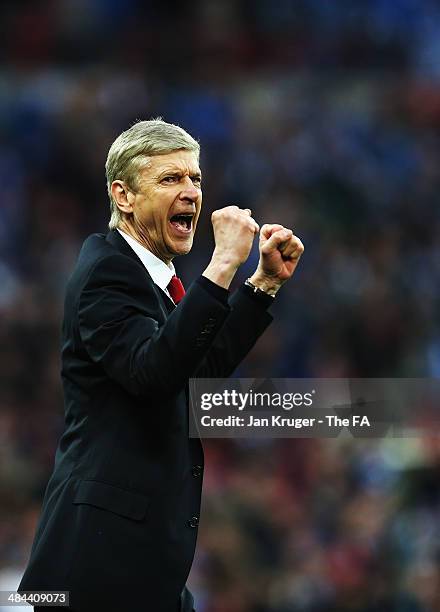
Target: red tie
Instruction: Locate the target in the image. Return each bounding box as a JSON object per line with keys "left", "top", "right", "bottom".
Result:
{"left": 167, "top": 275, "right": 186, "bottom": 304}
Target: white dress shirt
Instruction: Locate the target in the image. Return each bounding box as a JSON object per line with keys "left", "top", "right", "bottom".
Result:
{"left": 117, "top": 229, "right": 175, "bottom": 300}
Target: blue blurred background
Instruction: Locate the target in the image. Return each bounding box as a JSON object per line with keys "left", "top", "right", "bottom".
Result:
{"left": 1, "top": 1, "right": 440, "bottom": 610}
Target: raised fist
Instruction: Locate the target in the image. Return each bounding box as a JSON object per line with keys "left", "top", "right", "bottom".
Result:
{"left": 249, "top": 224, "right": 304, "bottom": 295}
{"left": 211, "top": 206, "right": 259, "bottom": 267}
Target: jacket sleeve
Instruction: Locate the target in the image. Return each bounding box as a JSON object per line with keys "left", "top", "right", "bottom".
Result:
{"left": 78, "top": 254, "right": 230, "bottom": 398}
{"left": 194, "top": 284, "right": 273, "bottom": 378}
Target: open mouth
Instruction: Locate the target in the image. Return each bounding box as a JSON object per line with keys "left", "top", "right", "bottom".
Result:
{"left": 169, "top": 213, "right": 194, "bottom": 234}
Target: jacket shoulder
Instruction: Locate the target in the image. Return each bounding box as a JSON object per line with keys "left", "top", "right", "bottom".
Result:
{"left": 70, "top": 233, "right": 147, "bottom": 290}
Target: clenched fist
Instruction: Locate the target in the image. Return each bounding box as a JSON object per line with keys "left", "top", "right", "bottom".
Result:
{"left": 211, "top": 205, "right": 259, "bottom": 266}
{"left": 249, "top": 224, "right": 304, "bottom": 295}
{"left": 203, "top": 206, "right": 259, "bottom": 289}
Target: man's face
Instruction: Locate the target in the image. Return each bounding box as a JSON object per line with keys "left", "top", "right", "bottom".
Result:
{"left": 127, "top": 150, "right": 202, "bottom": 263}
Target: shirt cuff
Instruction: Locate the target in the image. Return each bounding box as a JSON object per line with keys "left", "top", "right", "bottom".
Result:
{"left": 240, "top": 282, "right": 275, "bottom": 310}
{"left": 196, "top": 276, "right": 229, "bottom": 306}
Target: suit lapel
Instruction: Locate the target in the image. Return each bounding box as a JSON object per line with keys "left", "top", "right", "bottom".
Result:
{"left": 105, "top": 230, "right": 175, "bottom": 316}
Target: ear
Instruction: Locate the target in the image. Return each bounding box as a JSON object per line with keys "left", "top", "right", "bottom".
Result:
{"left": 111, "top": 181, "right": 135, "bottom": 214}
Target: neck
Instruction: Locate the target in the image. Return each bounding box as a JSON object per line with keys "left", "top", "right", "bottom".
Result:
{"left": 117, "top": 220, "right": 172, "bottom": 266}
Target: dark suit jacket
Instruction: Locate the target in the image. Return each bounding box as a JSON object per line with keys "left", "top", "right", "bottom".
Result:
{"left": 19, "top": 230, "right": 273, "bottom": 611}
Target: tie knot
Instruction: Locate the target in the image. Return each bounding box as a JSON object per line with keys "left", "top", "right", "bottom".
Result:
{"left": 167, "top": 275, "right": 186, "bottom": 304}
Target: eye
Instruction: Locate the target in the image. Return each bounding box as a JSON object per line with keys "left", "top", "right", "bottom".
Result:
{"left": 162, "top": 175, "right": 178, "bottom": 183}
{"left": 191, "top": 176, "right": 202, "bottom": 186}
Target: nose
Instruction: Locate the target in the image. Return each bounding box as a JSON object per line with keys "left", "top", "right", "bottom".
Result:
{"left": 179, "top": 176, "right": 200, "bottom": 201}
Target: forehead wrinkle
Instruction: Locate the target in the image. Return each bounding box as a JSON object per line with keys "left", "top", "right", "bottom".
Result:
{"left": 155, "top": 163, "right": 202, "bottom": 178}
{"left": 137, "top": 152, "right": 202, "bottom": 185}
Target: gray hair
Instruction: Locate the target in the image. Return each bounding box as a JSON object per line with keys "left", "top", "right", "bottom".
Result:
{"left": 105, "top": 118, "right": 200, "bottom": 229}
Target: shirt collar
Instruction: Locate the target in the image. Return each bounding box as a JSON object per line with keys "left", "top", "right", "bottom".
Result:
{"left": 117, "top": 229, "right": 175, "bottom": 292}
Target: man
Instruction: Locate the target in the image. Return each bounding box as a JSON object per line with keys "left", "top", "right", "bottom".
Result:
{"left": 19, "top": 119, "right": 304, "bottom": 611}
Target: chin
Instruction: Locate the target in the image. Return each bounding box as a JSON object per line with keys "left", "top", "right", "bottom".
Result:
{"left": 170, "top": 240, "right": 193, "bottom": 258}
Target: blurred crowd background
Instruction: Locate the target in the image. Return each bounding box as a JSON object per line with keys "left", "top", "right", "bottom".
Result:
{"left": 1, "top": 1, "right": 440, "bottom": 610}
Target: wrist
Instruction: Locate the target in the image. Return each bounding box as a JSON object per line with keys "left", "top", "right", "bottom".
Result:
{"left": 211, "top": 247, "right": 241, "bottom": 269}
{"left": 203, "top": 250, "right": 240, "bottom": 290}
{"left": 248, "top": 273, "right": 282, "bottom": 296}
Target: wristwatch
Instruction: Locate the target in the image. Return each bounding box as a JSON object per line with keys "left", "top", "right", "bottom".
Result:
{"left": 244, "top": 278, "right": 276, "bottom": 298}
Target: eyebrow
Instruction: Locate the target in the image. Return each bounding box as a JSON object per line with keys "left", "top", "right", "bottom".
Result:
{"left": 157, "top": 168, "right": 202, "bottom": 179}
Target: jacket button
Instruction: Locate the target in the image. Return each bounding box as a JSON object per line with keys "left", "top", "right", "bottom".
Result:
{"left": 188, "top": 516, "right": 199, "bottom": 528}
{"left": 192, "top": 465, "right": 202, "bottom": 477}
